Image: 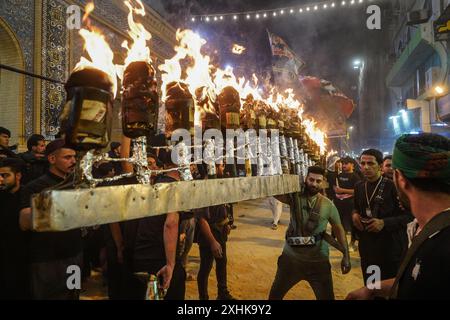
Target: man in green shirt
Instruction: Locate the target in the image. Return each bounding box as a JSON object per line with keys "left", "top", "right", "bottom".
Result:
{"left": 269, "top": 166, "right": 351, "bottom": 300}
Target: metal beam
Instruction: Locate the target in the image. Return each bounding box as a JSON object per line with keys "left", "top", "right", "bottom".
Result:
{"left": 32, "top": 175, "right": 300, "bottom": 231}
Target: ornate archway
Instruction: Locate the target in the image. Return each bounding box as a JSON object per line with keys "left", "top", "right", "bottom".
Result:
{"left": 0, "top": 17, "right": 25, "bottom": 147}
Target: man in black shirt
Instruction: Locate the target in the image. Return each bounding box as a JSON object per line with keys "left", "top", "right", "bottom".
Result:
{"left": 0, "top": 127, "right": 18, "bottom": 159}
{"left": 382, "top": 155, "right": 393, "bottom": 180}
{"left": 0, "top": 158, "right": 31, "bottom": 299}
{"left": 333, "top": 156, "right": 361, "bottom": 247}
{"left": 197, "top": 163, "right": 235, "bottom": 300}
{"left": 19, "top": 139, "right": 82, "bottom": 300}
{"left": 352, "top": 149, "right": 411, "bottom": 283}
{"left": 120, "top": 137, "right": 185, "bottom": 300}
{"left": 19, "top": 134, "right": 48, "bottom": 185}
{"left": 347, "top": 133, "right": 450, "bottom": 300}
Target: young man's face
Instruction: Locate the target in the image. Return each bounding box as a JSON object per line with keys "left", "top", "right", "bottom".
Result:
{"left": 305, "top": 172, "right": 324, "bottom": 196}
{"left": 0, "top": 167, "right": 20, "bottom": 192}
{"left": 360, "top": 155, "right": 381, "bottom": 181}
{"left": 342, "top": 161, "right": 354, "bottom": 173}
{"left": 48, "top": 148, "right": 76, "bottom": 175}
{"left": 382, "top": 159, "right": 393, "bottom": 179}
{"left": 0, "top": 133, "right": 10, "bottom": 148}
{"left": 32, "top": 140, "right": 46, "bottom": 155}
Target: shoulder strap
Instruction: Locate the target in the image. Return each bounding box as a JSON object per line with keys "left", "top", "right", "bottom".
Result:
{"left": 304, "top": 195, "right": 323, "bottom": 236}
{"left": 372, "top": 177, "right": 387, "bottom": 218}
{"left": 389, "top": 210, "right": 450, "bottom": 299}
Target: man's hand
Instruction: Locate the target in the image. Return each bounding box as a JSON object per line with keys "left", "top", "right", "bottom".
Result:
{"left": 366, "top": 218, "right": 384, "bottom": 233}
{"left": 334, "top": 186, "right": 343, "bottom": 194}
{"left": 341, "top": 254, "right": 351, "bottom": 274}
{"left": 224, "top": 224, "right": 231, "bottom": 235}
{"left": 352, "top": 213, "right": 364, "bottom": 231}
{"left": 156, "top": 264, "right": 174, "bottom": 290}
{"left": 345, "top": 286, "right": 373, "bottom": 300}
{"left": 210, "top": 240, "right": 223, "bottom": 258}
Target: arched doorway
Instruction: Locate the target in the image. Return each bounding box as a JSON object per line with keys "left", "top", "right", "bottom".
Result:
{"left": 0, "top": 17, "right": 25, "bottom": 147}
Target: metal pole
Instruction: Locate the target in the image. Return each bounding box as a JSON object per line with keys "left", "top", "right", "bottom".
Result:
{"left": 0, "top": 63, "right": 66, "bottom": 85}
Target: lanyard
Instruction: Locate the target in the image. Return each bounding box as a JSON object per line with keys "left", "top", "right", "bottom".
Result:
{"left": 307, "top": 196, "right": 317, "bottom": 210}
{"left": 365, "top": 176, "right": 382, "bottom": 209}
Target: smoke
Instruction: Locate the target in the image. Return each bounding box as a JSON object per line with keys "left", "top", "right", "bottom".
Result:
{"left": 157, "top": 0, "right": 392, "bottom": 150}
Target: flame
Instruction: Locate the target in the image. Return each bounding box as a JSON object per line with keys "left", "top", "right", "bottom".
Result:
{"left": 74, "top": 3, "right": 118, "bottom": 97}
{"left": 159, "top": 29, "right": 217, "bottom": 127}
{"left": 302, "top": 118, "right": 327, "bottom": 155}
{"left": 232, "top": 44, "right": 246, "bottom": 55}
{"left": 159, "top": 29, "right": 215, "bottom": 97}
{"left": 118, "top": 0, "right": 152, "bottom": 79}
{"left": 214, "top": 66, "right": 240, "bottom": 93}
{"left": 157, "top": 27, "right": 326, "bottom": 153}
{"left": 82, "top": 2, "right": 95, "bottom": 23}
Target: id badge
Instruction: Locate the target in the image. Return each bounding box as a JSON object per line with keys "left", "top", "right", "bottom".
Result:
{"left": 365, "top": 208, "right": 372, "bottom": 217}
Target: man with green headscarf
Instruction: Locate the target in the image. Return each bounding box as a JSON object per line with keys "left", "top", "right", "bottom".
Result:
{"left": 346, "top": 133, "right": 450, "bottom": 300}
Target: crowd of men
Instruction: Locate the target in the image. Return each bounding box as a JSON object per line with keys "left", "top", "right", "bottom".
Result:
{"left": 1, "top": 124, "right": 449, "bottom": 300}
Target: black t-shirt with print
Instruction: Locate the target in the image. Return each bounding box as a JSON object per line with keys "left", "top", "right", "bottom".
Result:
{"left": 19, "top": 172, "right": 82, "bottom": 263}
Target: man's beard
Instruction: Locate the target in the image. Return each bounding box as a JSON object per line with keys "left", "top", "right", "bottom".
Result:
{"left": 0, "top": 183, "right": 15, "bottom": 192}
{"left": 305, "top": 184, "right": 320, "bottom": 196}
{"left": 394, "top": 175, "right": 411, "bottom": 211}
{"left": 397, "top": 187, "right": 411, "bottom": 211}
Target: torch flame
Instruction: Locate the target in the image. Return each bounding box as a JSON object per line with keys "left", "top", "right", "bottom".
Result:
{"left": 74, "top": 3, "right": 118, "bottom": 97}
{"left": 303, "top": 118, "right": 327, "bottom": 155}
{"left": 159, "top": 29, "right": 217, "bottom": 127}
{"left": 82, "top": 2, "right": 95, "bottom": 23}
{"left": 232, "top": 44, "right": 246, "bottom": 55}
{"left": 157, "top": 27, "right": 327, "bottom": 154}
{"left": 118, "top": 0, "right": 152, "bottom": 79}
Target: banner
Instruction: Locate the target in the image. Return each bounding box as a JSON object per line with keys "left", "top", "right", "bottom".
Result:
{"left": 267, "top": 30, "right": 305, "bottom": 76}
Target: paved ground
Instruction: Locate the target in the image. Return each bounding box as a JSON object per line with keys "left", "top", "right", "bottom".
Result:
{"left": 81, "top": 198, "right": 364, "bottom": 300}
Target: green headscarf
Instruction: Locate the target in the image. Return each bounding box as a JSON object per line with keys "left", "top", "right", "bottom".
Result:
{"left": 393, "top": 134, "right": 450, "bottom": 183}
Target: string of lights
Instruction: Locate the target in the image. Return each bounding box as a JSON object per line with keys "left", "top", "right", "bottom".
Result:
{"left": 190, "top": 0, "right": 377, "bottom": 23}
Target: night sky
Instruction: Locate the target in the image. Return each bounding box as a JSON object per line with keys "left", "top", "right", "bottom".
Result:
{"left": 153, "top": 0, "right": 380, "bottom": 100}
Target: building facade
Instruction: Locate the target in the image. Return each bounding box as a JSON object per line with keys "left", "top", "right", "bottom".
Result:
{"left": 386, "top": 0, "right": 450, "bottom": 139}
{"left": 0, "top": 0, "right": 176, "bottom": 148}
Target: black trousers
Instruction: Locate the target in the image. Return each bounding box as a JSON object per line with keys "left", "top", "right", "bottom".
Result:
{"left": 269, "top": 253, "right": 335, "bottom": 300}
{"left": 197, "top": 242, "right": 229, "bottom": 300}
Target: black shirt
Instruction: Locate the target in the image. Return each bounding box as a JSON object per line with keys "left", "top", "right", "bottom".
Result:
{"left": 19, "top": 151, "right": 49, "bottom": 185}
{"left": 353, "top": 177, "right": 412, "bottom": 263}
{"left": 326, "top": 171, "right": 337, "bottom": 200}
{"left": 197, "top": 205, "right": 229, "bottom": 246}
{"left": 0, "top": 189, "right": 31, "bottom": 299}
{"left": 398, "top": 222, "right": 450, "bottom": 300}
{"left": 334, "top": 172, "right": 361, "bottom": 202}
{"left": 19, "top": 172, "right": 82, "bottom": 263}
{"left": 133, "top": 175, "right": 180, "bottom": 270}
{"left": 336, "top": 172, "right": 360, "bottom": 191}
